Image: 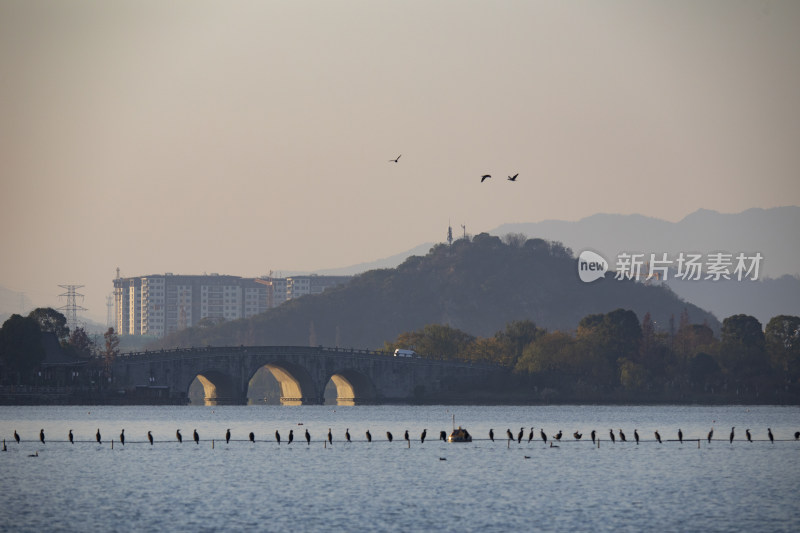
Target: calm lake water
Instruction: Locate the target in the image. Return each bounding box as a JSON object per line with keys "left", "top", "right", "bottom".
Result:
{"left": 2, "top": 404, "right": 799, "bottom": 532}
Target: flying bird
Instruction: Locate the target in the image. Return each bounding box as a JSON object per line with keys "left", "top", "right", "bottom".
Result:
{"left": 507, "top": 173, "right": 518, "bottom": 181}
{"left": 389, "top": 154, "right": 401, "bottom": 163}
{"left": 480, "top": 174, "right": 491, "bottom": 182}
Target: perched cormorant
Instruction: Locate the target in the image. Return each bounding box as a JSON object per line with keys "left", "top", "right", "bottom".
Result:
{"left": 654, "top": 430, "right": 662, "bottom": 444}
{"left": 386, "top": 431, "right": 393, "bottom": 442}
{"left": 148, "top": 431, "right": 154, "bottom": 445}
{"left": 343, "top": 428, "right": 349, "bottom": 443}
{"left": 14, "top": 430, "right": 20, "bottom": 444}
{"left": 420, "top": 429, "right": 427, "bottom": 443}
{"left": 328, "top": 428, "right": 333, "bottom": 445}
{"left": 276, "top": 430, "right": 281, "bottom": 445}
{"left": 609, "top": 429, "right": 615, "bottom": 443}
{"left": 573, "top": 431, "right": 582, "bottom": 440}
{"left": 488, "top": 429, "right": 494, "bottom": 442}
{"left": 707, "top": 428, "right": 714, "bottom": 443}
{"left": 729, "top": 427, "right": 735, "bottom": 444}
{"left": 226, "top": 429, "right": 231, "bottom": 444}
{"left": 288, "top": 429, "right": 294, "bottom": 445}
{"left": 305, "top": 429, "right": 311, "bottom": 445}
{"left": 365, "top": 430, "right": 372, "bottom": 443}
{"left": 517, "top": 427, "right": 524, "bottom": 444}
{"left": 554, "top": 430, "right": 563, "bottom": 441}
{"left": 768, "top": 428, "right": 774, "bottom": 443}
{"left": 618, "top": 429, "right": 626, "bottom": 442}
{"left": 746, "top": 429, "right": 752, "bottom": 442}
{"left": 794, "top": 431, "right": 799, "bottom": 440}
{"left": 176, "top": 429, "right": 182, "bottom": 443}
{"left": 68, "top": 430, "right": 74, "bottom": 444}
{"left": 634, "top": 430, "right": 640, "bottom": 445}
{"left": 506, "top": 429, "right": 513, "bottom": 441}
{"left": 540, "top": 429, "right": 547, "bottom": 443}
{"left": 193, "top": 429, "right": 199, "bottom": 444}
{"left": 120, "top": 429, "right": 125, "bottom": 446}
{"left": 439, "top": 430, "right": 446, "bottom": 441}
{"left": 404, "top": 430, "right": 410, "bottom": 444}
{"left": 528, "top": 427, "right": 534, "bottom": 443}
{"left": 591, "top": 430, "right": 596, "bottom": 444}
{"left": 678, "top": 429, "right": 683, "bottom": 444}
{"left": 40, "top": 429, "right": 45, "bottom": 444}
{"left": 96, "top": 429, "right": 102, "bottom": 444}
{"left": 249, "top": 432, "right": 255, "bottom": 443}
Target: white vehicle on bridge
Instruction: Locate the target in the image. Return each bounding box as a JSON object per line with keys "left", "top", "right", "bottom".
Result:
{"left": 393, "top": 349, "right": 416, "bottom": 358}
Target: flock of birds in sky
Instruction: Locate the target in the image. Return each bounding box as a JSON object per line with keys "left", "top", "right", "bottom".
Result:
{"left": 388, "top": 154, "right": 518, "bottom": 183}
{"left": 5, "top": 425, "right": 799, "bottom": 454}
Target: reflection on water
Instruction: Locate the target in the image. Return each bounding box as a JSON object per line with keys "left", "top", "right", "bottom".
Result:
{"left": 2, "top": 404, "right": 799, "bottom": 532}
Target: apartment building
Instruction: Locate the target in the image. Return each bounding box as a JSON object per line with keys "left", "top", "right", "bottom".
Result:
{"left": 114, "top": 273, "right": 351, "bottom": 337}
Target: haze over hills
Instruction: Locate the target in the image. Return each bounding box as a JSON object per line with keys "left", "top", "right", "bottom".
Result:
{"left": 155, "top": 234, "right": 717, "bottom": 350}
{"left": 305, "top": 207, "right": 800, "bottom": 324}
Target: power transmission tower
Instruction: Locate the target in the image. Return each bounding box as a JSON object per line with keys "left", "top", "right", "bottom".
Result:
{"left": 58, "top": 284, "right": 87, "bottom": 332}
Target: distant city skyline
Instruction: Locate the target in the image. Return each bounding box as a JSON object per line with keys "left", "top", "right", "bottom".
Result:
{"left": 2, "top": 1, "right": 799, "bottom": 322}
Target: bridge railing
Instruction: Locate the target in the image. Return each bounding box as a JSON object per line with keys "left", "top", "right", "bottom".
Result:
{"left": 115, "top": 345, "right": 505, "bottom": 370}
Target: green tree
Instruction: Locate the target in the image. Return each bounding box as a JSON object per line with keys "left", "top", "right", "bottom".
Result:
{"left": 719, "top": 314, "right": 767, "bottom": 378}
{"left": 497, "top": 320, "right": 543, "bottom": 366}
{"left": 66, "top": 327, "right": 94, "bottom": 359}
{"left": 515, "top": 331, "right": 577, "bottom": 374}
{"left": 102, "top": 327, "right": 120, "bottom": 381}
{"left": 28, "top": 308, "right": 69, "bottom": 342}
{"left": 764, "top": 315, "right": 800, "bottom": 382}
{"left": 0, "top": 314, "right": 45, "bottom": 384}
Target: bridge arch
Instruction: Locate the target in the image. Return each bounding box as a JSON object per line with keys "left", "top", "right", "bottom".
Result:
{"left": 325, "top": 369, "right": 376, "bottom": 406}
{"left": 189, "top": 370, "right": 239, "bottom": 405}
{"left": 249, "top": 361, "right": 319, "bottom": 406}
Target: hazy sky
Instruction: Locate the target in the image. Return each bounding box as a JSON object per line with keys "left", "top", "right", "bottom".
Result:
{"left": 1, "top": 0, "right": 799, "bottom": 322}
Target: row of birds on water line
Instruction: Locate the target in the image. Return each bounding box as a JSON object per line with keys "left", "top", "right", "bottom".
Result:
{"left": 5, "top": 426, "right": 800, "bottom": 448}
{"left": 387, "top": 153, "right": 519, "bottom": 183}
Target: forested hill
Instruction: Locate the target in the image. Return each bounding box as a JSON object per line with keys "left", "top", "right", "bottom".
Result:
{"left": 155, "top": 234, "right": 718, "bottom": 350}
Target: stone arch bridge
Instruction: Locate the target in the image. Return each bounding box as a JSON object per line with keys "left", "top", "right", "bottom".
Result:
{"left": 111, "top": 346, "right": 506, "bottom": 405}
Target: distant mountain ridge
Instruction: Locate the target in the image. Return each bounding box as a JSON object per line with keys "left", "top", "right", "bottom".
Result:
{"left": 492, "top": 206, "right": 799, "bottom": 278}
